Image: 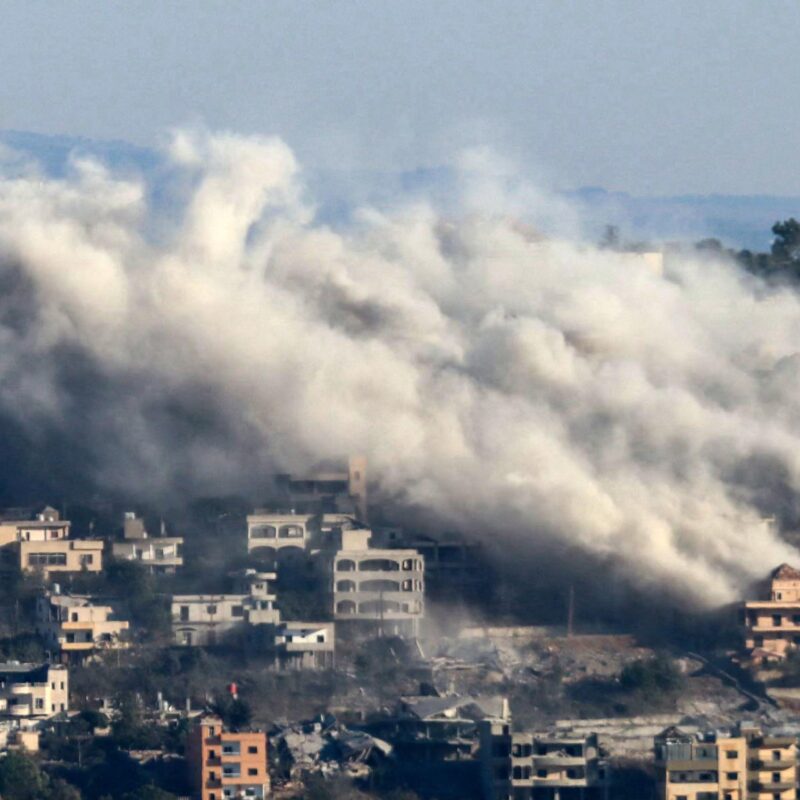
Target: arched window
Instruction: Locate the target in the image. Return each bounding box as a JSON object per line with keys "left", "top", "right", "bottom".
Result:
{"left": 336, "top": 600, "right": 357, "bottom": 615}
{"left": 278, "top": 524, "right": 304, "bottom": 539}
{"left": 359, "top": 559, "right": 400, "bottom": 572}
{"left": 359, "top": 599, "right": 401, "bottom": 614}
{"left": 336, "top": 580, "right": 356, "bottom": 592}
{"left": 337, "top": 559, "right": 356, "bottom": 572}
{"left": 250, "top": 525, "right": 277, "bottom": 539}
{"left": 360, "top": 579, "right": 400, "bottom": 593}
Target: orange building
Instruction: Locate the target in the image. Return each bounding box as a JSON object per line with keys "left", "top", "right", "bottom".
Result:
{"left": 186, "top": 716, "right": 270, "bottom": 800}
{"left": 744, "top": 563, "right": 800, "bottom": 660}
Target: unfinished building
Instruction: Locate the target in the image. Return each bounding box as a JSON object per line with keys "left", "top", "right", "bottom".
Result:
{"left": 330, "top": 527, "right": 424, "bottom": 638}
{"left": 654, "top": 724, "right": 798, "bottom": 800}
{"left": 0, "top": 662, "right": 68, "bottom": 719}
{"left": 744, "top": 563, "right": 800, "bottom": 661}
{"left": 112, "top": 512, "right": 184, "bottom": 574}
{"left": 480, "top": 719, "right": 606, "bottom": 800}
{"left": 273, "top": 621, "right": 335, "bottom": 670}
{"left": 245, "top": 512, "right": 318, "bottom": 563}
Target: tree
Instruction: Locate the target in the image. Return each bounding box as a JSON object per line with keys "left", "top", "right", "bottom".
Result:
{"left": 771, "top": 218, "right": 800, "bottom": 265}
{"left": 0, "top": 751, "right": 48, "bottom": 800}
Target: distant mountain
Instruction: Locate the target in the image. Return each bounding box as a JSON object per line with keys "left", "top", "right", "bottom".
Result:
{"left": 1, "top": 130, "right": 796, "bottom": 250}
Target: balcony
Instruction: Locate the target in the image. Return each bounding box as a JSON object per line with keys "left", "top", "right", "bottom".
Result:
{"left": 750, "top": 781, "right": 795, "bottom": 792}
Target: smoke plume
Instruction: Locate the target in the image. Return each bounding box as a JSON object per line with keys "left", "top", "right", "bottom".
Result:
{"left": 0, "top": 129, "right": 798, "bottom": 606}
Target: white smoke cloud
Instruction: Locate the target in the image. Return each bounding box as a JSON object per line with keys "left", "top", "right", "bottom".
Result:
{"left": 0, "top": 129, "right": 797, "bottom": 606}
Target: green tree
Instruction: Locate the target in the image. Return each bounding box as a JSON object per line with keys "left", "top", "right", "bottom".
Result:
{"left": 0, "top": 751, "right": 48, "bottom": 800}
{"left": 771, "top": 218, "right": 800, "bottom": 265}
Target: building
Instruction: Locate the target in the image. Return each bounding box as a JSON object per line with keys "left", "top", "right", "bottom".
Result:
{"left": 0, "top": 662, "right": 68, "bottom": 719}
{"left": 744, "top": 563, "right": 800, "bottom": 660}
{"left": 35, "top": 590, "right": 130, "bottom": 660}
{"left": 112, "top": 512, "right": 183, "bottom": 574}
{"left": 271, "top": 455, "right": 368, "bottom": 521}
{"left": 331, "top": 528, "right": 424, "bottom": 638}
{"left": 654, "top": 724, "right": 798, "bottom": 800}
{"left": 246, "top": 513, "right": 318, "bottom": 560}
{"left": 186, "top": 715, "right": 269, "bottom": 800}
{"left": 0, "top": 506, "right": 70, "bottom": 548}
{"left": 172, "top": 571, "right": 280, "bottom": 647}
{"left": 480, "top": 719, "right": 606, "bottom": 800}
{"left": 19, "top": 538, "right": 104, "bottom": 576}
{"left": 272, "top": 621, "right": 335, "bottom": 670}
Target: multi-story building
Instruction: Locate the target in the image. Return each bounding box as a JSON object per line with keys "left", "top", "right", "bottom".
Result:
{"left": 246, "top": 513, "right": 318, "bottom": 559}
{"left": 0, "top": 506, "right": 70, "bottom": 548}
{"left": 744, "top": 563, "right": 800, "bottom": 660}
{"left": 271, "top": 455, "right": 368, "bottom": 521}
{"left": 272, "top": 621, "right": 335, "bottom": 670}
{"left": 654, "top": 723, "right": 798, "bottom": 800}
{"left": 331, "top": 528, "right": 424, "bottom": 637}
{"left": 172, "top": 571, "right": 280, "bottom": 647}
{"left": 35, "top": 590, "right": 130, "bottom": 660}
{"left": 186, "top": 715, "right": 270, "bottom": 800}
{"left": 0, "top": 662, "right": 68, "bottom": 719}
{"left": 480, "top": 719, "right": 606, "bottom": 800}
{"left": 112, "top": 512, "right": 183, "bottom": 574}
{"left": 19, "top": 538, "right": 104, "bottom": 576}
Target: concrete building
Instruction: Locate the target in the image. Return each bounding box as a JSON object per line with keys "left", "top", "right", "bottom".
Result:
{"left": 172, "top": 571, "right": 280, "bottom": 647}
{"left": 331, "top": 528, "right": 424, "bottom": 638}
{"left": 246, "top": 512, "right": 318, "bottom": 560}
{"left": 480, "top": 719, "right": 606, "bottom": 800}
{"left": 654, "top": 724, "right": 798, "bottom": 800}
{"left": 0, "top": 663, "right": 68, "bottom": 719}
{"left": 112, "top": 512, "right": 183, "bottom": 574}
{"left": 19, "top": 538, "right": 104, "bottom": 576}
{"left": 0, "top": 506, "right": 70, "bottom": 548}
{"left": 272, "top": 455, "right": 368, "bottom": 521}
{"left": 186, "top": 715, "right": 270, "bottom": 800}
{"left": 272, "top": 621, "right": 335, "bottom": 670}
{"left": 35, "top": 590, "right": 130, "bottom": 660}
{"left": 744, "top": 563, "right": 800, "bottom": 660}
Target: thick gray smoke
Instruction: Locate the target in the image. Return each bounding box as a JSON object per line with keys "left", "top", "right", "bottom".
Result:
{"left": 0, "top": 130, "right": 798, "bottom": 606}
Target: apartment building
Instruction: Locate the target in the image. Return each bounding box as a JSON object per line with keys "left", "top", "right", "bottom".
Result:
{"left": 172, "top": 571, "right": 279, "bottom": 647}
{"left": 272, "top": 621, "right": 335, "bottom": 670}
{"left": 0, "top": 662, "right": 68, "bottom": 719}
{"left": 186, "top": 715, "right": 269, "bottom": 800}
{"left": 654, "top": 723, "right": 798, "bottom": 800}
{"left": 19, "top": 538, "right": 104, "bottom": 576}
{"left": 35, "top": 590, "right": 130, "bottom": 660}
{"left": 332, "top": 528, "right": 424, "bottom": 637}
{"left": 744, "top": 563, "right": 800, "bottom": 660}
{"left": 112, "top": 512, "right": 183, "bottom": 574}
{"left": 480, "top": 719, "right": 606, "bottom": 800}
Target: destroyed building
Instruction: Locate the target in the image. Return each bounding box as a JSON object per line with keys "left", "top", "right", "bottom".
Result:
{"left": 112, "top": 511, "right": 184, "bottom": 574}
{"left": 654, "top": 723, "right": 799, "bottom": 800}
{"left": 273, "top": 621, "right": 335, "bottom": 670}
{"left": 480, "top": 720, "right": 607, "bottom": 800}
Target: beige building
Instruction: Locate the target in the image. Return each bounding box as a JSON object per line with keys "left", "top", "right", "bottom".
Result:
{"left": 654, "top": 724, "right": 798, "bottom": 800}
{"left": 112, "top": 512, "right": 183, "bottom": 574}
{"left": 744, "top": 563, "right": 800, "bottom": 660}
{"left": 0, "top": 506, "right": 70, "bottom": 548}
{"left": 480, "top": 719, "right": 606, "bottom": 800}
{"left": 246, "top": 512, "right": 317, "bottom": 559}
{"left": 172, "top": 571, "right": 280, "bottom": 647}
{"left": 35, "top": 590, "right": 130, "bottom": 660}
{"left": 0, "top": 662, "right": 68, "bottom": 719}
{"left": 332, "top": 528, "right": 424, "bottom": 637}
{"left": 20, "top": 538, "right": 103, "bottom": 576}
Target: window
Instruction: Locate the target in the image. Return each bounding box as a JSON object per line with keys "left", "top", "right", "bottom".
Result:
{"left": 71, "top": 612, "right": 78, "bottom": 622}
{"left": 316, "top": 634, "right": 325, "bottom": 642}
{"left": 726, "top": 750, "right": 738, "bottom": 758}
{"left": 726, "top": 772, "right": 738, "bottom": 779}
{"left": 248, "top": 768, "right": 258, "bottom": 776}
{"left": 222, "top": 764, "right": 240, "bottom": 778}
{"left": 773, "top": 614, "right": 783, "bottom": 626}
{"left": 247, "top": 745, "right": 258, "bottom": 754}
{"left": 35, "top": 698, "right": 44, "bottom": 709}
{"left": 231, "top": 605, "right": 244, "bottom": 617}
{"left": 772, "top": 772, "right": 780, "bottom": 782}
{"left": 180, "top": 606, "right": 189, "bottom": 621}
{"left": 222, "top": 742, "right": 240, "bottom": 755}
{"left": 207, "top": 605, "right": 217, "bottom": 615}
{"left": 79, "top": 554, "right": 93, "bottom": 565}
{"left": 537, "top": 769, "right": 547, "bottom": 778}
{"left": 773, "top": 750, "right": 782, "bottom": 760}
{"left": 28, "top": 552, "right": 67, "bottom": 566}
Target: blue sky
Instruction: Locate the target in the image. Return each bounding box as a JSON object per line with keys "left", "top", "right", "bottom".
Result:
{"left": 1, "top": 1, "right": 799, "bottom": 196}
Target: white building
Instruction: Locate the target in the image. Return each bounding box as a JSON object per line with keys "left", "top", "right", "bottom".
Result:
{"left": 112, "top": 512, "right": 183, "bottom": 574}
{"left": 0, "top": 662, "right": 68, "bottom": 719}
